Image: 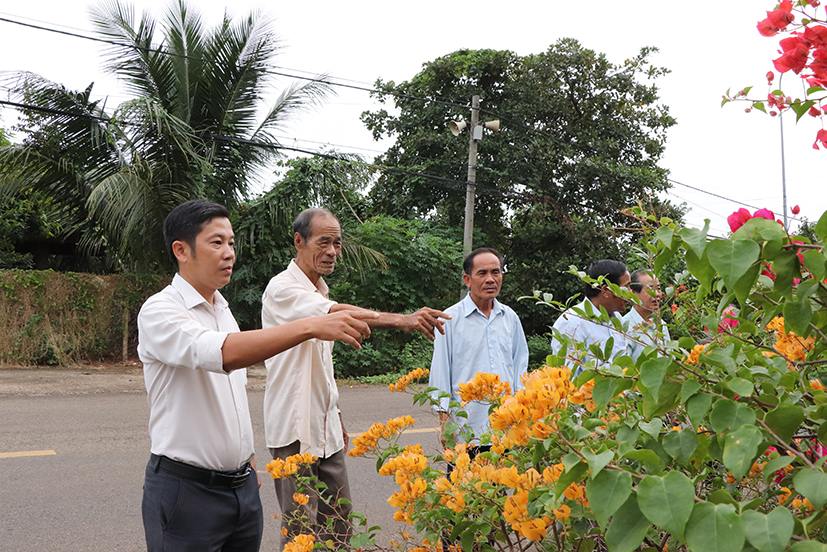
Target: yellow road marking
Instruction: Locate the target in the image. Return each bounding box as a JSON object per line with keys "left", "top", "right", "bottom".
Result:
{"left": 402, "top": 427, "right": 439, "bottom": 434}
{"left": 0, "top": 450, "right": 57, "bottom": 459}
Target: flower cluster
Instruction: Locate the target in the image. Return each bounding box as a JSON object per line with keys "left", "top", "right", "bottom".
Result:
{"left": 283, "top": 534, "right": 315, "bottom": 552}
{"left": 727, "top": 207, "right": 779, "bottom": 233}
{"left": 389, "top": 367, "right": 429, "bottom": 392}
{"left": 489, "top": 365, "right": 575, "bottom": 447}
{"left": 266, "top": 452, "right": 317, "bottom": 479}
{"left": 457, "top": 372, "right": 512, "bottom": 406}
{"left": 568, "top": 378, "right": 596, "bottom": 412}
{"left": 764, "top": 316, "right": 815, "bottom": 366}
{"left": 684, "top": 343, "right": 709, "bottom": 365}
{"left": 348, "top": 415, "right": 416, "bottom": 457}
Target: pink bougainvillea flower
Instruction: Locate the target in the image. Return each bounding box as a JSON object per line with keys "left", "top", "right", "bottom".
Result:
{"left": 774, "top": 38, "right": 810, "bottom": 73}
{"left": 727, "top": 208, "right": 753, "bottom": 232}
{"left": 767, "top": 71, "right": 776, "bottom": 83}
{"left": 758, "top": 4, "right": 795, "bottom": 37}
{"left": 792, "top": 205, "right": 801, "bottom": 215}
{"left": 805, "top": 25, "right": 827, "bottom": 48}
{"left": 809, "top": 106, "right": 822, "bottom": 117}
{"left": 813, "top": 129, "right": 827, "bottom": 150}
{"left": 753, "top": 208, "right": 776, "bottom": 221}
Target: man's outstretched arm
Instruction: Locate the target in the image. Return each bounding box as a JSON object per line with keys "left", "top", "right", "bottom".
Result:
{"left": 330, "top": 303, "right": 450, "bottom": 340}
{"left": 222, "top": 310, "right": 377, "bottom": 372}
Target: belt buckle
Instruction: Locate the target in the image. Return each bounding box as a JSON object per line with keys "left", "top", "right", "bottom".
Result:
{"left": 230, "top": 466, "right": 251, "bottom": 489}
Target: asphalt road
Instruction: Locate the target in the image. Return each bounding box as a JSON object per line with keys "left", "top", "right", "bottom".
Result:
{"left": 0, "top": 380, "right": 442, "bottom": 551}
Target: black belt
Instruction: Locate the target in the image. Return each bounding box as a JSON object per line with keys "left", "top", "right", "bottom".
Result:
{"left": 151, "top": 454, "right": 252, "bottom": 489}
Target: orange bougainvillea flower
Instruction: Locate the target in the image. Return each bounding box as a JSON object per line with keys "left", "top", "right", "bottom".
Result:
{"left": 389, "top": 368, "right": 429, "bottom": 392}
{"left": 284, "top": 534, "right": 315, "bottom": 552}
{"left": 348, "top": 415, "right": 416, "bottom": 457}
{"left": 292, "top": 493, "right": 309, "bottom": 506}
{"left": 458, "top": 372, "right": 512, "bottom": 405}
{"left": 569, "top": 379, "right": 596, "bottom": 412}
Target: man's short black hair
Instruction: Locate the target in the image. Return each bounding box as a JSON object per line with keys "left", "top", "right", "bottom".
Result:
{"left": 629, "top": 268, "right": 652, "bottom": 293}
{"left": 463, "top": 247, "right": 503, "bottom": 275}
{"left": 584, "top": 259, "right": 628, "bottom": 298}
{"left": 163, "top": 199, "right": 230, "bottom": 267}
{"left": 293, "top": 208, "right": 337, "bottom": 242}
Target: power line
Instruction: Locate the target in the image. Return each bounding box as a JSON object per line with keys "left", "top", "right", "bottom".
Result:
{"left": 0, "top": 14, "right": 471, "bottom": 113}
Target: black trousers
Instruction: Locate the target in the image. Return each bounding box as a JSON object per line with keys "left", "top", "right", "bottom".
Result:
{"left": 142, "top": 455, "right": 263, "bottom": 552}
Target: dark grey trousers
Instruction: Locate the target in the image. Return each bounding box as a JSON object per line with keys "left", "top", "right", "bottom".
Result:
{"left": 142, "top": 455, "right": 263, "bottom": 552}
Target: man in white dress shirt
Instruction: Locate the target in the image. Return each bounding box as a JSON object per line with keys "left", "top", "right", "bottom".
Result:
{"left": 262, "top": 208, "right": 449, "bottom": 549}
{"left": 623, "top": 269, "right": 671, "bottom": 361}
{"left": 138, "top": 200, "right": 376, "bottom": 552}
{"left": 551, "top": 259, "right": 631, "bottom": 376}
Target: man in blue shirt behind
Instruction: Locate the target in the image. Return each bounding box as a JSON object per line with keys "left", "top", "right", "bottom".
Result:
{"left": 429, "top": 247, "right": 529, "bottom": 449}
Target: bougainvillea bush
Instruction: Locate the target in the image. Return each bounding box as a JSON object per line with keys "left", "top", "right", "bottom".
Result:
{"left": 269, "top": 206, "right": 827, "bottom": 552}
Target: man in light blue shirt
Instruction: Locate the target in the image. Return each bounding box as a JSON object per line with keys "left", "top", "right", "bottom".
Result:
{"left": 429, "top": 247, "right": 529, "bottom": 447}
{"left": 623, "top": 269, "right": 671, "bottom": 361}
{"left": 551, "top": 259, "right": 631, "bottom": 376}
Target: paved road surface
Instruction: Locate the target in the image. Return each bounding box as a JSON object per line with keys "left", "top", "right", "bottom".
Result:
{"left": 0, "top": 379, "right": 442, "bottom": 551}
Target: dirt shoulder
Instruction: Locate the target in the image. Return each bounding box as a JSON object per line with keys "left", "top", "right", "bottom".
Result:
{"left": 0, "top": 360, "right": 269, "bottom": 397}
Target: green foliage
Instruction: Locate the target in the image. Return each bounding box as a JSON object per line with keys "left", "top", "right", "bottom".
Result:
{"left": 328, "top": 205, "right": 827, "bottom": 552}
{"left": 362, "top": 42, "right": 681, "bottom": 334}
{"left": 330, "top": 216, "right": 462, "bottom": 378}
{"left": 0, "top": 0, "right": 331, "bottom": 272}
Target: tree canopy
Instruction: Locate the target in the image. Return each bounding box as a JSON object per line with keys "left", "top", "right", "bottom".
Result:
{"left": 362, "top": 40, "right": 680, "bottom": 333}
{"left": 0, "top": 0, "right": 330, "bottom": 271}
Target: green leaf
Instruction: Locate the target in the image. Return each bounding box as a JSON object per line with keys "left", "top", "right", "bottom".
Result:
{"left": 815, "top": 210, "right": 827, "bottom": 241}
{"left": 622, "top": 449, "right": 662, "bottom": 469}
{"left": 687, "top": 393, "right": 713, "bottom": 429}
{"left": 637, "top": 471, "right": 696, "bottom": 540}
{"left": 663, "top": 429, "right": 699, "bottom": 466}
{"left": 801, "top": 250, "right": 827, "bottom": 282}
{"left": 685, "top": 502, "right": 745, "bottom": 552}
{"left": 763, "top": 455, "right": 795, "bottom": 482}
{"left": 726, "top": 377, "right": 754, "bottom": 397}
{"left": 733, "top": 264, "right": 761, "bottom": 308}
{"left": 656, "top": 226, "right": 675, "bottom": 249}
{"left": 583, "top": 449, "right": 615, "bottom": 479}
{"left": 686, "top": 248, "right": 715, "bottom": 293}
{"left": 784, "top": 299, "right": 813, "bottom": 336}
{"left": 709, "top": 399, "right": 756, "bottom": 435}
{"left": 765, "top": 403, "right": 805, "bottom": 445}
{"left": 723, "top": 425, "right": 764, "bottom": 480}
{"left": 639, "top": 357, "right": 671, "bottom": 402}
{"left": 794, "top": 469, "right": 827, "bottom": 509}
{"left": 639, "top": 418, "right": 663, "bottom": 439}
{"left": 708, "top": 489, "right": 738, "bottom": 507}
{"left": 706, "top": 239, "right": 761, "bottom": 292}
{"left": 605, "top": 494, "right": 651, "bottom": 552}
{"left": 679, "top": 221, "right": 710, "bottom": 258}
{"left": 754, "top": 101, "right": 767, "bottom": 113}
{"left": 743, "top": 507, "right": 794, "bottom": 552}
{"left": 773, "top": 248, "right": 800, "bottom": 299}
{"left": 790, "top": 541, "right": 827, "bottom": 552}
{"left": 555, "top": 460, "right": 589, "bottom": 498}
{"left": 617, "top": 424, "right": 640, "bottom": 445}
{"left": 642, "top": 380, "right": 682, "bottom": 419}
{"left": 592, "top": 378, "right": 619, "bottom": 409}
{"left": 585, "top": 468, "right": 632, "bottom": 527}
{"left": 681, "top": 380, "right": 702, "bottom": 403}
{"left": 807, "top": 85, "right": 826, "bottom": 95}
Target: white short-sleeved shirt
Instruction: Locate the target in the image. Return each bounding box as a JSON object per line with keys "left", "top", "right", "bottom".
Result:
{"left": 262, "top": 260, "right": 341, "bottom": 458}
{"left": 551, "top": 298, "right": 628, "bottom": 375}
{"left": 137, "top": 274, "right": 254, "bottom": 471}
{"left": 623, "top": 306, "right": 671, "bottom": 361}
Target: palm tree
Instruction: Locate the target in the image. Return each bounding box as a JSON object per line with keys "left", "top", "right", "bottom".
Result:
{"left": 0, "top": 0, "right": 331, "bottom": 271}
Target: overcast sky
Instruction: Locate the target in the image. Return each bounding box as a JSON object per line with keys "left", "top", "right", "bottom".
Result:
{"left": 2, "top": 0, "right": 824, "bottom": 238}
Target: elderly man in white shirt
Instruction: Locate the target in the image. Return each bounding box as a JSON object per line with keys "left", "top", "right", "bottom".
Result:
{"left": 262, "top": 208, "right": 449, "bottom": 549}
{"left": 623, "top": 269, "right": 671, "bottom": 361}
{"left": 551, "top": 259, "right": 631, "bottom": 376}
{"left": 138, "top": 200, "right": 376, "bottom": 552}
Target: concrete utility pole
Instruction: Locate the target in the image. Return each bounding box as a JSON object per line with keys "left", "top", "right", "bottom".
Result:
{"left": 462, "top": 95, "right": 481, "bottom": 260}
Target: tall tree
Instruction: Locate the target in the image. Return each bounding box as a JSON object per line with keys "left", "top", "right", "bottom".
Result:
{"left": 0, "top": 0, "right": 330, "bottom": 271}
{"left": 362, "top": 40, "right": 680, "bottom": 332}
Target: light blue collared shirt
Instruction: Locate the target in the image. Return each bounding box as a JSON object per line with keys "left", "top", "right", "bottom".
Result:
{"left": 429, "top": 294, "right": 529, "bottom": 443}
{"left": 551, "top": 298, "right": 628, "bottom": 376}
